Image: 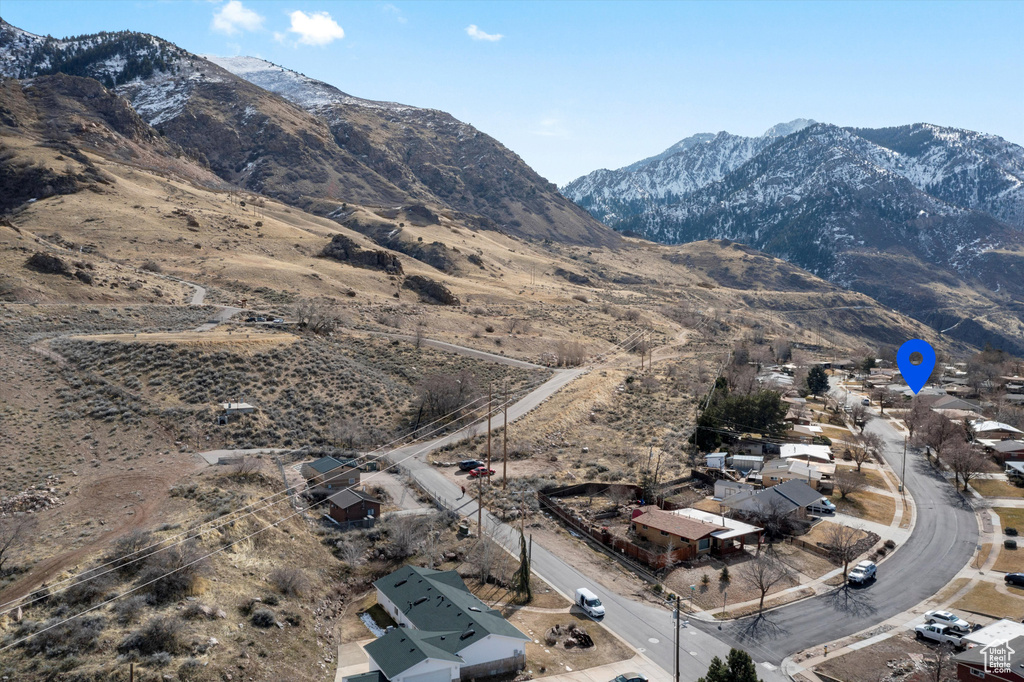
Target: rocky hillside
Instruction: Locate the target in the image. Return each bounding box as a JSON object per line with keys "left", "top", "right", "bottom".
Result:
{"left": 0, "top": 19, "right": 617, "bottom": 246}
{"left": 563, "top": 121, "right": 1024, "bottom": 353}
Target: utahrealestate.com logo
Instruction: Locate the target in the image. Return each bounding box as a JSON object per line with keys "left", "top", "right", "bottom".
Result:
{"left": 982, "top": 638, "right": 1015, "bottom": 674}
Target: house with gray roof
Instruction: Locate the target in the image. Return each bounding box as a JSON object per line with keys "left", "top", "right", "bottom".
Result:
{"left": 722, "top": 479, "right": 822, "bottom": 519}
{"left": 301, "top": 456, "right": 361, "bottom": 492}
{"left": 352, "top": 565, "right": 529, "bottom": 682}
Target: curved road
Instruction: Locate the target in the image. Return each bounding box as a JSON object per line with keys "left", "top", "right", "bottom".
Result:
{"left": 695, "top": 382, "right": 978, "bottom": 665}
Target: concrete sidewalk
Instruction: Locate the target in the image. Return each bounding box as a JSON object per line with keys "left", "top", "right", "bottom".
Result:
{"left": 539, "top": 653, "right": 671, "bottom": 682}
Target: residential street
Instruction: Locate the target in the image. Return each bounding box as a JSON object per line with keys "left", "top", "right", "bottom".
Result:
{"left": 695, "top": 381, "right": 979, "bottom": 664}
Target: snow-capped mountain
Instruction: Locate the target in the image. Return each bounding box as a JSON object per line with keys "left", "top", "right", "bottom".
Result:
{"left": 0, "top": 19, "right": 615, "bottom": 246}
{"left": 564, "top": 120, "right": 1024, "bottom": 353}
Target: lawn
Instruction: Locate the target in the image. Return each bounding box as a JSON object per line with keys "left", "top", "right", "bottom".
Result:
{"left": 834, "top": 464, "right": 889, "bottom": 491}
{"left": 831, "top": 489, "right": 897, "bottom": 525}
{"left": 953, "top": 582, "right": 1024, "bottom": 621}
{"left": 467, "top": 575, "right": 571, "bottom": 611}
{"left": 996, "top": 507, "right": 1024, "bottom": 531}
{"left": 970, "top": 480, "right": 1024, "bottom": 499}
{"left": 506, "top": 610, "right": 634, "bottom": 677}
{"left": 932, "top": 577, "right": 972, "bottom": 604}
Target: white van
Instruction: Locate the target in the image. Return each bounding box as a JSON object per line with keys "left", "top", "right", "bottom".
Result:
{"left": 575, "top": 588, "right": 605, "bottom": 618}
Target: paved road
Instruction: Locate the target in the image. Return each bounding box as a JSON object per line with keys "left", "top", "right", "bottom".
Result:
{"left": 695, "top": 381, "right": 978, "bottom": 665}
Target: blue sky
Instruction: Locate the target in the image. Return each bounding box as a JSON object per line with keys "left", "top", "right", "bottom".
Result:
{"left": 2, "top": 1, "right": 1022, "bottom": 185}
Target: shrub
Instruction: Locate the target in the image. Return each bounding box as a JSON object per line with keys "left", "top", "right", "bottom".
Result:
{"left": 108, "top": 530, "right": 154, "bottom": 577}
{"left": 118, "top": 615, "right": 183, "bottom": 657}
{"left": 270, "top": 567, "right": 309, "bottom": 597}
{"left": 884, "top": 539, "right": 897, "bottom": 549}
{"left": 59, "top": 567, "right": 115, "bottom": 607}
{"left": 1006, "top": 539, "right": 1018, "bottom": 550}
{"left": 177, "top": 658, "right": 207, "bottom": 682}
{"left": 719, "top": 566, "right": 730, "bottom": 584}
{"left": 112, "top": 594, "right": 148, "bottom": 625}
{"left": 652, "top": 583, "right": 663, "bottom": 594}
{"left": 251, "top": 608, "right": 276, "bottom": 628}
{"left": 138, "top": 541, "right": 206, "bottom": 603}
{"left": 139, "top": 261, "right": 163, "bottom": 273}
{"left": 1008, "top": 528, "right": 1019, "bottom": 537}
{"left": 19, "top": 615, "right": 106, "bottom": 658}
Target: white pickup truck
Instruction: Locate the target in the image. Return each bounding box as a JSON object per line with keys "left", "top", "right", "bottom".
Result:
{"left": 915, "top": 623, "right": 964, "bottom": 647}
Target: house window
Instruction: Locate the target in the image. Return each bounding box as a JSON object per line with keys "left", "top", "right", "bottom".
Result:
{"left": 642, "top": 525, "right": 648, "bottom": 530}
{"left": 660, "top": 530, "right": 669, "bottom": 536}
{"left": 969, "top": 668, "right": 985, "bottom": 678}
{"left": 698, "top": 538, "right": 710, "bottom": 551}
{"left": 349, "top": 477, "right": 356, "bottom": 485}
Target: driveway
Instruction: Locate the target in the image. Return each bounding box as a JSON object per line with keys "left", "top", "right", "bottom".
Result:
{"left": 694, "top": 380, "right": 978, "bottom": 664}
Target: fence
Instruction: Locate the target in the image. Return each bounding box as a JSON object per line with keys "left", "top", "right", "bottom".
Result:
{"left": 538, "top": 492, "right": 680, "bottom": 575}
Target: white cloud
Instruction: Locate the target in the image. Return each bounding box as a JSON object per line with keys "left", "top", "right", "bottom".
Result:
{"left": 382, "top": 4, "right": 407, "bottom": 24}
{"left": 211, "top": 1, "right": 264, "bottom": 35}
{"left": 288, "top": 10, "right": 345, "bottom": 46}
{"left": 465, "top": 24, "right": 503, "bottom": 42}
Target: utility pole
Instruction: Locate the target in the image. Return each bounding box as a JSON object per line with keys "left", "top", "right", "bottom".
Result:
{"left": 503, "top": 381, "right": 509, "bottom": 490}
{"left": 674, "top": 594, "right": 681, "bottom": 682}
{"left": 486, "top": 383, "right": 492, "bottom": 487}
{"left": 477, "top": 470, "right": 483, "bottom": 538}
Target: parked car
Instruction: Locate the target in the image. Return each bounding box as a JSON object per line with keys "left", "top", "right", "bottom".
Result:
{"left": 1006, "top": 573, "right": 1024, "bottom": 587}
{"left": 575, "top": 587, "right": 605, "bottom": 619}
{"left": 924, "top": 610, "right": 971, "bottom": 633}
{"left": 272, "top": 318, "right": 284, "bottom": 324}
{"left": 458, "top": 459, "right": 485, "bottom": 471}
{"left": 861, "top": 398, "right": 871, "bottom": 406}
{"left": 611, "top": 674, "right": 648, "bottom": 682}
{"left": 245, "top": 316, "right": 257, "bottom": 322}
{"left": 468, "top": 467, "right": 495, "bottom": 478}
{"left": 808, "top": 497, "right": 836, "bottom": 514}
{"left": 847, "top": 560, "right": 877, "bottom": 584}
{"left": 914, "top": 623, "right": 964, "bottom": 647}
{"left": 256, "top": 316, "right": 267, "bottom": 322}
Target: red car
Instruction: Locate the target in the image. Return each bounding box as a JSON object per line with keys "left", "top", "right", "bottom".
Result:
{"left": 469, "top": 466, "right": 495, "bottom": 478}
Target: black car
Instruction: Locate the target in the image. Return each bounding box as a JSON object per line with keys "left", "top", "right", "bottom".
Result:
{"left": 458, "top": 459, "right": 485, "bottom": 471}
{"left": 245, "top": 316, "right": 257, "bottom": 322}
{"left": 1006, "top": 573, "right": 1024, "bottom": 587}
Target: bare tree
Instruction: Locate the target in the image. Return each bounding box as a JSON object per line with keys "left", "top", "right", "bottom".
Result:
{"left": 337, "top": 535, "right": 368, "bottom": 566}
{"left": 505, "top": 317, "right": 532, "bottom": 334}
{"left": 229, "top": 456, "right": 262, "bottom": 479}
{"left": 917, "top": 414, "right": 965, "bottom": 465}
{"left": 904, "top": 396, "right": 931, "bottom": 442}
{"left": 751, "top": 495, "right": 794, "bottom": 540}
{"left": 849, "top": 402, "right": 869, "bottom": 426}
{"left": 469, "top": 537, "right": 500, "bottom": 585}
{"left": 0, "top": 517, "right": 32, "bottom": 574}
{"left": 823, "top": 523, "right": 861, "bottom": 580}
{"left": 925, "top": 641, "right": 955, "bottom": 682}
{"left": 739, "top": 548, "right": 793, "bottom": 614}
{"left": 848, "top": 432, "right": 883, "bottom": 472}
{"left": 412, "top": 371, "right": 479, "bottom": 429}
{"left": 556, "top": 340, "right": 586, "bottom": 367}
{"left": 383, "top": 515, "right": 427, "bottom": 559}
{"left": 947, "top": 440, "right": 988, "bottom": 492}
{"left": 329, "top": 417, "right": 368, "bottom": 450}
{"left": 834, "top": 469, "right": 866, "bottom": 499}
{"left": 292, "top": 298, "right": 341, "bottom": 335}
{"left": 414, "top": 321, "right": 426, "bottom": 349}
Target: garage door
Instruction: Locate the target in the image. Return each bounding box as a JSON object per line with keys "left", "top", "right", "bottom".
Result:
{"left": 402, "top": 669, "right": 451, "bottom": 682}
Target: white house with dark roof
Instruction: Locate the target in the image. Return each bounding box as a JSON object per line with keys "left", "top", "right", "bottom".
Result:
{"left": 351, "top": 565, "right": 529, "bottom": 682}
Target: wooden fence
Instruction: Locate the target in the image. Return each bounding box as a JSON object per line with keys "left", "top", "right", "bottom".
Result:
{"left": 459, "top": 652, "right": 526, "bottom": 680}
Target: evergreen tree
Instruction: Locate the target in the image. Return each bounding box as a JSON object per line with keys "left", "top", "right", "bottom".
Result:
{"left": 697, "top": 648, "right": 762, "bottom": 682}
{"left": 806, "top": 365, "right": 829, "bottom": 396}
{"left": 511, "top": 530, "right": 531, "bottom": 603}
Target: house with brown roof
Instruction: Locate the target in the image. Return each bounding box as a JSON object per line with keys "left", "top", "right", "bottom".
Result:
{"left": 629, "top": 508, "right": 724, "bottom": 559}
{"left": 327, "top": 488, "right": 381, "bottom": 526}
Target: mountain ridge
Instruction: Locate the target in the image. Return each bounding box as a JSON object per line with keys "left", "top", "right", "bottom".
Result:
{"left": 0, "top": 19, "right": 618, "bottom": 247}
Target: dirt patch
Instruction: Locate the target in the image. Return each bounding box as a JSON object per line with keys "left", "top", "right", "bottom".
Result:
{"left": 814, "top": 631, "right": 950, "bottom": 682}
{"left": 507, "top": 610, "right": 633, "bottom": 677}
